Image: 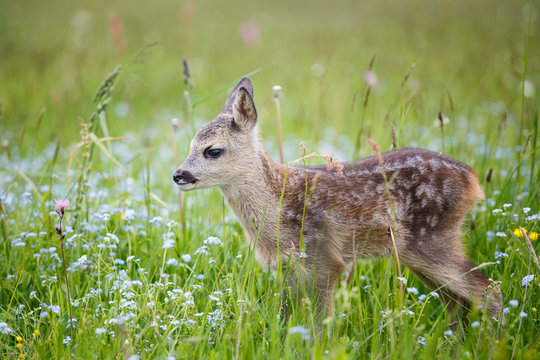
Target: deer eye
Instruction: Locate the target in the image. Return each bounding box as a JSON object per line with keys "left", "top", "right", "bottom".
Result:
{"left": 204, "top": 147, "right": 224, "bottom": 159}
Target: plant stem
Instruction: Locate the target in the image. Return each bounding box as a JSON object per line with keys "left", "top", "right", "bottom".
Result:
{"left": 57, "top": 210, "right": 74, "bottom": 339}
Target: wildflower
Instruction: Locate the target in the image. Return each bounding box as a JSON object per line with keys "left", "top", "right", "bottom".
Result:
{"left": 181, "top": 254, "right": 191, "bottom": 263}
{"left": 401, "top": 309, "right": 415, "bottom": 316}
{"left": 62, "top": 336, "right": 71, "bottom": 345}
{"left": 509, "top": 299, "right": 519, "bottom": 307}
{"left": 523, "top": 207, "right": 531, "bottom": 214}
{"left": 495, "top": 232, "right": 507, "bottom": 238}
{"left": 503, "top": 203, "right": 512, "bottom": 209}
{"left": 444, "top": 329, "right": 453, "bottom": 336}
{"left": 166, "top": 258, "right": 179, "bottom": 266}
{"left": 288, "top": 325, "right": 310, "bottom": 340}
{"left": 529, "top": 232, "right": 538, "bottom": 241}
{"left": 16, "top": 343, "right": 22, "bottom": 348}
{"left": 522, "top": 274, "right": 535, "bottom": 286}
{"left": 16, "top": 336, "right": 22, "bottom": 342}
{"left": 503, "top": 307, "right": 510, "bottom": 314}
{"left": 54, "top": 199, "right": 70, "bottom": 209}
{"left": 204, "top": 236, "right": 222, "bottom": 246}
{"left": 519, "top": 311, "right": 528, "bottom": 318}
{"left": 95, "top": 328, "right": 107, "bottom": 335}
{"left": 194, "top": 245, "right": 209, "bottom": 255}
{"left": 238, "top": 21, "right": 260, "bottom": 46}
{"left": 163, "top": 239, "right": 175, "bottom": 249}
{"left": 417, "top": 336, "right": 427, "bottom": 346}
{"left": 396, "top": 276, "right": 408, "bottom": 284}
{"left": 429, "top": 291, "right": 439, "bottom": 298}
{"left": 492, "top": 208, "right": 503, "bottom": 214}
{"left": 471, "top": 321, "right": 480, "bottom": 328}
{"left": 299, "top": 252, "right": 308, "bottom": 259}
{"left": 33, "top": 329, "right": 40, "bottom": 336}
{"left": 123, "top": 209, "right": 136, "bottom": 221}
{"left": 513, "top": 228, "right": 527, "bottom": 237}
{"left": 363, "top": 70, "right": 377, "bottom": 86}
{"left": 407, "top": 287, "right": 418, "bottom": 295}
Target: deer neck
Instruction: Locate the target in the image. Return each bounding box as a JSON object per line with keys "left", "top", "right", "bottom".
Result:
{"left": 219, "top": 148, "right": 286, "bottom": 249}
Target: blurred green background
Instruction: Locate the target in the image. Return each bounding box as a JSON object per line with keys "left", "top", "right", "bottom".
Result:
{"left": 1, "top": 0, "right": 537, "bottom": 159}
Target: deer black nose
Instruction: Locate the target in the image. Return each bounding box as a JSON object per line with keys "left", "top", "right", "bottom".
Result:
{"left": 173, "top": 170, "right": 197, "bottom": 184}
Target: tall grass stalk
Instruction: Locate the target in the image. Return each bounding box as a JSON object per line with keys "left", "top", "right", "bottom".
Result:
{"left": 172, "top": 118, "right": 185, "bottom": 232}
{"left": 354, "top": 54, "right": 376, "bottom": 157}
{"left": 273, "top": 85, "right": 285, "bottom": 164}
{"left": 54, "top": 200, "right": 74, "bottom": 340}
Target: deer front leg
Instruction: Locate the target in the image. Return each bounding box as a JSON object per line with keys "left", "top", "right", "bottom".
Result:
{"left": 280, "top": 254, "right": 344, "bottom": 322}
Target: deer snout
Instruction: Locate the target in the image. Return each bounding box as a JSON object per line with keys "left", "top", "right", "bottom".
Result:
{"left": 173, "top": 169, "right": 198, "bottom": 185}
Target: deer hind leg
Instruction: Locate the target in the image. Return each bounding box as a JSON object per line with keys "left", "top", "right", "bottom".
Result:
{"left": 407, "top": 268, "right": 470, "bottom": 324}
{"left": 401, "top": 235, "right": 503, "bottom": 324}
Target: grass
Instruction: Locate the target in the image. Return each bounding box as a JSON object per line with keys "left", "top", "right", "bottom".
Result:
{"left": 0, "top": 0, "right": 539, "bottom": 358}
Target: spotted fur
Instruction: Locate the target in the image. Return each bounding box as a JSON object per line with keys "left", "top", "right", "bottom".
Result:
{"left": 173, "top": 77, "right": 503, "bottom": 322}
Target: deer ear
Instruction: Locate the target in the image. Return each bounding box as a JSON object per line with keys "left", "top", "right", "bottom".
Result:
{"left": 232, "top": 87, "right": 257, "bottom": 131}
{"left": 223, "top": 76, "right": 254, "bottom": 113}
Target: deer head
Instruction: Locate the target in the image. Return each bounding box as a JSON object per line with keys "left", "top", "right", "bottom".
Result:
{"left": 173, "top": 77, "right": 261, "bottom": 190}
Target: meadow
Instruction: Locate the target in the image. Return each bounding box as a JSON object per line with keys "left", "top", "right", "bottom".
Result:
{"left": 0, "top": 0, "right": 539, "bottom": 358}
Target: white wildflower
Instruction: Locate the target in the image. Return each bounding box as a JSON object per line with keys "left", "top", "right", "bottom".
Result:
{"left": 163, "top": 239, "right": 175, "bottom": 249}
{"left": 396, "top": 276, "right": 408, "bottom": 285}
{"left": 406, "top": 287, "right": 418, "bottom": 295}
{"left": 522, "top": 274, "right": 536, "bottom": 287}
{"left": 289, "top": 325, "right": 310, "bottom": 340}
{"left": 194, "top": 246, "right": 209, "bottom": 255}
{"left": 204, "top": 236, "right": 222, "bottom": 246}
{"left": 0, "top": 322, "right": 13, "bottom": 334}
{"left": 181, "top": 254, "right": 192, "bottom": 263}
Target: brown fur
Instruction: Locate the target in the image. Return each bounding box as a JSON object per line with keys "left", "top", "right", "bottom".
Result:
{"left": 173, "top": 77, "right": 503, "bottom": 323}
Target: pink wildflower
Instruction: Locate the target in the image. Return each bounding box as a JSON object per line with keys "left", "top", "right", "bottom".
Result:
{"left": 363, "top": 70, "right": 377, "bottom": 86}
{"left": 54, "top": 199, "right": 70, "bottom": 208}
{"left": 238, "top": 21, "right": 260, "bottom": 46}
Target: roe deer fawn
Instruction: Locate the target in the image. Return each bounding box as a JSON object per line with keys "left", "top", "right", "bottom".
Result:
{"left": 173, "top": 77, "right": 503, "bottom": 323}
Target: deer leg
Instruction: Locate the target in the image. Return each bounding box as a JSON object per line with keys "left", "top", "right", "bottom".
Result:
{"left": 401, "top": 238, "right": 503, "bottom": 324}
{"left": 408, "top": 268, "right": 470, "bottom": 326}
